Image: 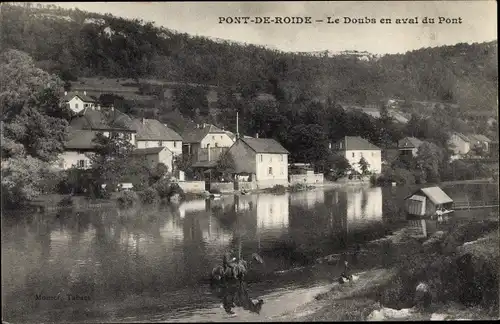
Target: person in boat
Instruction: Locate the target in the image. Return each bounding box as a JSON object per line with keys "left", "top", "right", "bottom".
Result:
{"left": 223, "top": 251, "right": 239, "bottom": 280}
{"left": 340, "top": 260, "right": 353, "bottom": 283}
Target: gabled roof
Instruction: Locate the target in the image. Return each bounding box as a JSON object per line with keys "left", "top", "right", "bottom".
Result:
{"left": 240, "top": 138, "right": 289, "bottom": 154}
{"left": 128, "top": 118, "right": 183, "bottom": 141}
{"left": 452, "top": 132, "right": 471, "bottom": 142}
{"left": 467, "top": 134, "right": 491, "bottom": 143}
{"left": 405, "top": 186, "right": 453, "bottom": 205}
{"left": 181, "top": 124, "right": 227, "bottom": 143}
{"left": 130, "top": 147, "right": 171, "bottom": 155}
{"left": 63, "top": 91, "right": 96, "bottom": 103}
{"left": 398, "top": 137, "right": 423, "bottom": 149}
{"left": 334, "top": 136, "right": 380, "bottom": 151}
{"left": 69, "top": 109, "right": 135, "bottom": 132}
{"left": 64, "top": 128, "right": 99, "bottom": 150}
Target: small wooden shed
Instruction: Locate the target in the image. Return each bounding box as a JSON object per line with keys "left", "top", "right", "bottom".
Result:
{"left": 405, "top": 186, "right": 454, "bottom": 217}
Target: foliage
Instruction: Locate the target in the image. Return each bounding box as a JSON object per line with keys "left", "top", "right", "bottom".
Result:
{"left": 358, "top": 157, "right": 371, "bottom": 176}
{"left": 57, "top": 195, "right": 74, "bottom": 208}
{"left": 415, "top": 141, "right": 446, "bottom": 183}
{"left": 148, "top": 162, "right": 169, "bottom": 185}
{"left": 1, "top": 156, "right": 56, "bottom": 208}
{"left": 320, "top": 152, "right": 352, "bottom": 180}
{"left": 137, "top": 187, "right": 160, "bottom": 204}
{"left": 152, "top": 178, "right": 184, "bottom": 201}
{"left": 376, "top": 166, "right": 417, "bottom": 186}
{"left": 265, "top": 184, "right": 287, "bottom": 195}
{"left": 215, "top": 152, "right": 235, "bottom": 180}
{"left": 116, "top": 191, "right": 138, "bottom": 207}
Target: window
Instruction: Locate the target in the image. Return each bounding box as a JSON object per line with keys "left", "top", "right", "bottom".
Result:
{"left": 352, "top": 152, "right": 355, "bottom": 158}
{"left": 206, "top": 144, "right": 210, "bottom": 148}
{"left": 268, "top": 167, "right": 273, "bottom": 175}
{"left": 84, "top": 103, "right": 88, "bottom": 108}
{"left": 280, "top": 155, "right": 284, "bottom": 162}
{"left": 220, "top": 135, "right": 223, "bottom": 139}
{"left": 78, "top": 160, "right": 85, "bottom": 168}
{"left": 75, "top": 103, "right": 79, "bottom": 109}
{"left": 158, "top": 141, "right": 163, "bottom": 147}
{"left": 174, "top": 142, "right": 177, "bottom": 148}
{"left": 215, "top": 142, "right": 219, "bottom": 147}
{"left": 260, "top": 154, "right": 263, "bottom": 162}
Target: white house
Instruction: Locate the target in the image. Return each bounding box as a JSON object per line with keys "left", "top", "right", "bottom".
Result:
{"left": 227, "top": 137, "right": 289, "bottom": 189}
{"left": 182, "top": 123, "right": 235, "bottom": 162}
{"left": 130, "top": 146, "right": 175, "bottom": 171}
{"left": 127, "top": 118, "right": 183, "bottom": 156}
{"left": 63, "top": 91, "right": 97, "bottom": 114}
{"left": 448, "top": 132, "right": 471, "bottom": 155}
{"left": 331, "top": 136, "right": 382, "bottom": 174}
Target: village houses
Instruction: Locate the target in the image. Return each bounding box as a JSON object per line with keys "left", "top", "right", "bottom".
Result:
{"left": 226, "top": 136, "right": 289, "bottom": 189}
{"left": 448, "top": 132, "right": 491, "bottom": 156}
{"left": 330, "top": 136, "right": 382, "bottom": 174}
{"left": 398, "top": 137, "right": 424, "bottom": 157}
{"left": 182, "top": 123, "right": 235, "bottom": 164}
{"left": 63, "top": 91, "right": 97, "bottom": 114}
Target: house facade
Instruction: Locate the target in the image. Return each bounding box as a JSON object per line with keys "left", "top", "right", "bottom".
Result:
{"left": 331, "top": 136, "right": 382, "bottom": 174}
{"left": 398, "top": 137, "right": 423, "bottom": 157}
{"left": 448, "top": 132, "right": 471, "bottom": 155}
{"left": 126, "top": 118, "right": 183, "bottom": 156}
{"left": 227, "top": 137, "right": 289, "bottom": 189}
{"left": 182, "top": 123, "right": 235, "bottom": 163}
{"left": 63, "top": 91, "right": 97, "bottom": 114}
{"left": 130, "top": 147, "right": 174, "bottom": 170}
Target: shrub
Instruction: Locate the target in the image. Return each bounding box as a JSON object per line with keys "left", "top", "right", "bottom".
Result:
{"left": 210, "top": 188, "right": 222, "bottom": 194}
{"left": 267, "top": 184, "right": 286, "bottom": 194}
{"left": 153, "top": 179, "right": 185, "bottom": 201}
{"left": 288, "top": 183, "right": 306, "bottom": 192}
{"left": 116, "top": 191, "right": 138, "bottom": 207}
{"left": 57, "top": 196, "right": 74, "bottom": 208}
{"left": 138, "top": 187, "right": 159, "bottom": 204}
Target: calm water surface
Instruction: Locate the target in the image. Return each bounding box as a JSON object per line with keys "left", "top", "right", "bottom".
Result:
{"left": 2, "top": 184, "right": 497, "bottom": 322}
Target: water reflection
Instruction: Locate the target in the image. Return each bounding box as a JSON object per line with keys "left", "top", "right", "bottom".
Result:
{"left": 3, "top": 184, "right": 496, "bottom": 323}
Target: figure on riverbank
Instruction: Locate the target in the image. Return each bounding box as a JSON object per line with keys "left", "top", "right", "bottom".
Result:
{"left": 211, "top": 252, "right": 264, "bottom": 286}
{"left": 339, "top": 260, "right": 354, "bottom": 284}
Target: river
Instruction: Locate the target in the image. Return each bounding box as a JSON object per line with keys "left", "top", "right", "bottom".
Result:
{"left": 2, "top": 183, "right": 498, "bottom": 322}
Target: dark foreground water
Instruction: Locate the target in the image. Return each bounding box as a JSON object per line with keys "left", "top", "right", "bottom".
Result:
{"left": 2, "top": 184, "right": 498, "bottom": 322}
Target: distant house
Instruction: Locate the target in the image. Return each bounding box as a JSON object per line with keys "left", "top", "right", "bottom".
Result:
{"left": 126, "top": 118, "right": 183, "bottom": 156}
{"left": 404, "top": 187, "right": 454, "bottom": 218}
{"left": 331, "top": 136, "right": 382, "bottom": 174}
{"left": 182, "top": 123, "right": 235, "bottom": 163}
{"left": 227, "top": 137, "right": 289, "bottom": 189}
{"left": 63, "top": 91, "right": 97, "bottom": 114}
{"left": 55, "top": 128, "right": 99, "bottom": 170}
{"left": 398, "top": 137, "right": 424, "bottom": 157}
{"left": 130, "top": 147, "right": 175, "bottom": 171}
{"left": 448, "top": 132, "right": 472, "bottom": 155}
{"left": 448, "top": 132, "right": 491, "bottom": 155}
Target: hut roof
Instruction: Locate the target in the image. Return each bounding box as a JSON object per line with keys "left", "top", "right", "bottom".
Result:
{"left": 406, "top": 186, "right": 453, "bottom": 205}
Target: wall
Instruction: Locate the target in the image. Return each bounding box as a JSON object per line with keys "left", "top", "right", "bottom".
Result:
{"left": 255, "top": 153, "right": 288, "bottom": 182}
{"left": 137, "top": 140, "right": 182, "bottom": 155}
{"left": 256, "top": 178, "right": 288, "bottom": 189}
{"left": 210, "top": 182, "right": 234, "bottom": 193}
{"left": 228, "top": 140, "right": 256, "bottom": 173}
{"left": 158, "top": 148, "right": 174, "bottom": 171}
{"left": 200, "top": 132, "right": 234, "bottom": 149}
{"left": 289, "top": 172, "right": 324, "bottom": 185}
{"left": 235, "top": 181, "right": 256, "bottom": 191}
{"left": 68, "top": 97, "right": 87, "bottom": 114}
{"left": 344, "top": 149, "right": 382, "bottom": 174}
{"left": 197, "top": 147, "right": 228, "bottom": 162}
{"left": 56, "top": 151, "right": 93, "bottom": 170}
{"left": 177, "top": 181, "right": 205, "bottom": 193}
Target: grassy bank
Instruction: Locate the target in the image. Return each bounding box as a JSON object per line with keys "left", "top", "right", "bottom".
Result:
{"left": 279, "top": 212, "right": 499, "bottom": 321}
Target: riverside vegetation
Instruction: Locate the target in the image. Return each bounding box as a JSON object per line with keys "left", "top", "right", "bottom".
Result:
{"left": 1, "top": 3, "right": 498, "bottom": 210}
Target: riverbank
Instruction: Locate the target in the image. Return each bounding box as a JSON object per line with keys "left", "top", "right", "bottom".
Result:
{"left": 277, "top": 212, "right": 499, "bottom": 321}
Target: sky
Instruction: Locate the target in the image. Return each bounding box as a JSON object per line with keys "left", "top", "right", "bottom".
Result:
{"left": 41, "top": 1, "right": 497, "bottom": 55}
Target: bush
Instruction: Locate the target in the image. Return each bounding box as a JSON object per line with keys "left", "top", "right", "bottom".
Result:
{"left": 138, "top": 187, "right": 159, "bottom": 204}
{"left": 116, "top": 191, "right": 138, "bottom": 207}
{"left": 288, "top": 183, "right": 307, "bottom": 192}
{"left": 266, "top": 184, "right": 286, "bottom": 194}
{"left": 153, "top": 179, "right": 185, "bottom": 202}
{"left": 57, "top": 196, "right": 74, "bottom": 208}
{"left": 210, "top": 188, "right": 222, "bottom": 194}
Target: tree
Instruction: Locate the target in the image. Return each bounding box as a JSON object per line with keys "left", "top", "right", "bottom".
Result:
{"left": 415, "top": 141, "right": 445, "bottom": 183}
{"left": 320, "top": 152, "right": 352, "bottom": 180}
{"left": 215, "top": 152, "right": 235, "bottom": 181}
{"left": 358, "top": 156, "right": 371, "bottom": 176}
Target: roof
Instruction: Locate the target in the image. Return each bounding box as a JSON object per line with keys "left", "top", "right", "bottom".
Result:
{"left": 240, "top": 138, "right": 289, "bottom": 154}
{"left": 70, "top": 109, "right": 133, "bottom": 132}
{"left": 452, "top": 132, "right": 471, "bottom": 142}
{"left": 130, "top": 147, "right": 171, "bottom": 155}
{"left": 182, "top": 124, "right": 226, "bottom": 143}
{"left": 399, "top": 137, "right": 423, "bottom": 149}
{"left": 129, "top": 118, "right": 183, "bottom": 141}
{"left": 405, "top": 187, "right": 453, "bottom": 205}
{"left": 64, "top": 129, "right": 99, "bottom": 150}
{"left": 63, "top": 91, "right": 96, "bottom": 103}
{"left": 467, "top": 134, "right": 491, "bottom": 143}
{"left": 335, "top": 136, "right": 380, "bottom": 151}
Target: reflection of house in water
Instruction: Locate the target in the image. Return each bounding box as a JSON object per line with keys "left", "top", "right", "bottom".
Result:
{"left": 345, "top": 187, "right": 383, "bottom": 231}
{"left": 159, "top": 217, "right": 184, "bottom": 242}
{"left": 177, "top": 199, "right": 208, "bottom": 219}
{"left": 289, "top": 190, "right": 325, "bottom": 208}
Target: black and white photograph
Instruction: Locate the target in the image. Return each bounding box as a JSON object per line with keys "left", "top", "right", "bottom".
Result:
{"left": 1, "top": 1, "right": 498, "bottom": 322}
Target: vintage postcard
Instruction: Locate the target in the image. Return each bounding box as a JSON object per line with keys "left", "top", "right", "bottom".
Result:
{"left": 1, "top": 1, "right": 498, "bottom": 322}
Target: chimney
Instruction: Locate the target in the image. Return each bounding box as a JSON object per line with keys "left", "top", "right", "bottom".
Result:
{"left": 64, "top": 91, "right": 68, "bottom": 96}
{"left": 207, "top": 143, "right": 211, "bottom": 161}
{"left": 255, "top": 133, "right": 259, "bottom": 138}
